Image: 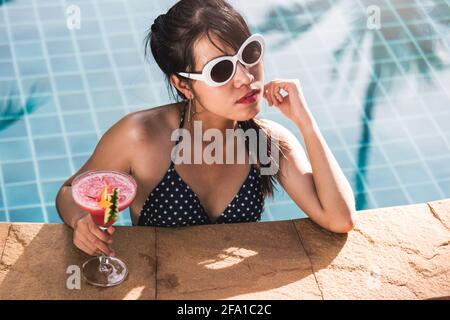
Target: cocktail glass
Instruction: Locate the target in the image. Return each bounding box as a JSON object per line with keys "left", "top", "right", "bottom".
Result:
{"left": 71, "top": 170, "right": 137, "bottom": 287}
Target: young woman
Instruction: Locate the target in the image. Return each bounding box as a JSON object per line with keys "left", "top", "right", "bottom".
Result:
{"left": 56, "top": 0, "right": 356, "bottom": 257}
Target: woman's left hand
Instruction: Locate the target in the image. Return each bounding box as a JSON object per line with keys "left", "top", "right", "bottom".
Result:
{"left": 263, "top": 79, "right": 315, "bottom": 129}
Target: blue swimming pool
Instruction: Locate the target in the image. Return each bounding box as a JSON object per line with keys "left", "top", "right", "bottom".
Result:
{"left": 1, "top": 0, "right": 449, "bottom": 226}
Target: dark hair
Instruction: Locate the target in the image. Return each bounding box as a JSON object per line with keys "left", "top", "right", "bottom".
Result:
{"left": 144, "top": 0, "right": 291, "bottom": 199}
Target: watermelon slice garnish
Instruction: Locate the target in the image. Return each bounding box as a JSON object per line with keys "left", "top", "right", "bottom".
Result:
{"left": 97, "top": 185, "right": 120, "bottom": 225}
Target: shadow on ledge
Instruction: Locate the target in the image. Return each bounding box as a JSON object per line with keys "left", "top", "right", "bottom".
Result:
{"left": 154, "top": 220, "right": 346, "bottom": 299}
{"left": 0, "top": 220, "right": 347, "bottom": 300}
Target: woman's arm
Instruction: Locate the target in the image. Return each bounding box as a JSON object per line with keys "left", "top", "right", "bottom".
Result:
{"left": 263, "top": 79, "right": 356, "bottom": 233}
{"left": 300, "top": 121, "right": 356, "bottom": 229}
{"left": 55, "top": 113, "right": 143, "bottom": 256}
{"left": 55, "top": 113, "right": 138, "bottom": 228}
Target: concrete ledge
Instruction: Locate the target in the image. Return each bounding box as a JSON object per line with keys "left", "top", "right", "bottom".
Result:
{"left": 0, "top": 199, "right": 449, "bottom": 300}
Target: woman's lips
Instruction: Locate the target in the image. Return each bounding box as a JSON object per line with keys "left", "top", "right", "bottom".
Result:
{"left": 237, "top": 89, "right": 261, "bottom": 104}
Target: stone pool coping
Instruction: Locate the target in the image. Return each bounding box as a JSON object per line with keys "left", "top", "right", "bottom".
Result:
{"left": 0, "top": 198, "right": 449, "bottom": 300}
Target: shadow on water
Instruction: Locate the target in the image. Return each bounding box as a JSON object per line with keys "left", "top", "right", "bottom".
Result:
{"left": 255, "top": 0, "right": 450, "bottom": 209}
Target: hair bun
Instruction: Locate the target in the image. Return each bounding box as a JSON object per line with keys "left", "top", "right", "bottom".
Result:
{"left": 151, "top": 14, "right": 166, "bottom": 33}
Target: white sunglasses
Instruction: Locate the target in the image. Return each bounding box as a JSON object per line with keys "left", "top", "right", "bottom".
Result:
{"left": 177, "top": 33, "right": 265, "bottom": 87}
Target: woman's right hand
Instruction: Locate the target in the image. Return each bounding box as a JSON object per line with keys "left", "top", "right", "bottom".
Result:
{"left": 73, "top": 213, "right": 115, "bottom": 256}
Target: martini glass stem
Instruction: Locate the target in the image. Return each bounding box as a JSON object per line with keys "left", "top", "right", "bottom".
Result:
{"left": 98, "top": 226, "right": 111, "bottom": 273}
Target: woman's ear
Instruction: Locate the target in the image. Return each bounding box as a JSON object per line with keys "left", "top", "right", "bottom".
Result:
{"left": 170, "top": 74, "right": 193, "bottom": 99}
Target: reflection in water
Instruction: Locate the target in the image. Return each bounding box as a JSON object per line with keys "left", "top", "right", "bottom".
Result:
{"left": 0, "top": 0, "right": 47, "bottom": 132}
{"left": 255, "top": 0, "right": 450, "bottom": 209}
{"left": 0, "top": 84, "right": 46, "bottom": 131}
{"left": 258, "top": 0, "right": 333, "bottom": 49}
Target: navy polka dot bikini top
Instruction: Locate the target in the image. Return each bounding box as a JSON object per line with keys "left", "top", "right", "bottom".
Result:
{"left": 137, "top": 105, "right": 265, "bottom": 227}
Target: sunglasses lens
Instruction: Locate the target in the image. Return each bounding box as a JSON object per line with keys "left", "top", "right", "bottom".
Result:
{"left": 210, "top": 59, "right": 234, "bottom": 83}
{"left": 242, "top": 40, "right": 262, "bottom": 65}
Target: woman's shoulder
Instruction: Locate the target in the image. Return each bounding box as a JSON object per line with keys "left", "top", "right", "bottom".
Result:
{"left": 117, "top": 102, "right": 184, "bottom": 145}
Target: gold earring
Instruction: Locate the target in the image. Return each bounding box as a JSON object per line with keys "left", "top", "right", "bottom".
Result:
{"left": 187, "top": 98, "right": 192, "bottom": 123}
{"left": 188, "top": 97, "right": 197, "bottom": 123}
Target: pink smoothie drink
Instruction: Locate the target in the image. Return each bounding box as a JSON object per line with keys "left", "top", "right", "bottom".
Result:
{"left": 72, "top": 170, "right": 137, "bottom": 227}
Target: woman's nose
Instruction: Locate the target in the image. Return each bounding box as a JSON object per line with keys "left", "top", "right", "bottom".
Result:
{"left": 233, "top": 62, "right": 254, "bottom": 86}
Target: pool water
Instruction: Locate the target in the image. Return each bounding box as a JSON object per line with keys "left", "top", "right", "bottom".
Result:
{"left": 0, "top": 0, "right": 449, "bottom": 225}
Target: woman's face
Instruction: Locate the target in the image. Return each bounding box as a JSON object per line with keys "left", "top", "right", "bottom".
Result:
{"left": 189, "top": 33, "right": 265, "bottom": 122}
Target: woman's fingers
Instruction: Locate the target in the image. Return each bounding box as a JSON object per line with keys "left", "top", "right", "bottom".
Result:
{"left": 106, "top": 226, "right": 115, "bottom": 235}
{"left": 89, "top": 223, "right": 113, "bottom": 244}
{"left": 73, "top": 214, "right": 116, "bottom": 256}
{"left": 276, "top": 84, "right": 287, "bottom": 103}
{"left": 265, "top": 84, "right": 272, "bottom": 105}
{"left": 84, "top": 230, "right": 113, "bottom": 256}
{"left": 270, "top": 83, "right": 279, "bottom": 106}
{"left": 263, "top": 87, "right": 273, "bottom": 106}
{"left": 274, "top": 87, "right": 283, "bottom": 104}
{"left": 265, "top": 79, "right": 298, "bottom": 106}
{"left": 75, "top": 236, "right": 98, "bottom": 256}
